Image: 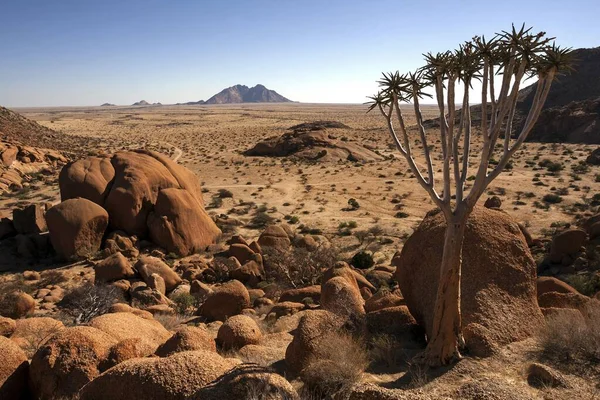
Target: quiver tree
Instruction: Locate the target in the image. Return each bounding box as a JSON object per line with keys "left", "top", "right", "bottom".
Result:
{"left": 368, "top": 25, "right": 573, "bottom": 366}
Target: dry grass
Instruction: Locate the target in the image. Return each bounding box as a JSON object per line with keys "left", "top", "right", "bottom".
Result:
{"left": 299, "top": 332, "right": 369, "bottom": 398}
{"left": 14, "top": 322, "right": 64, "bottom": 358}
{"left": 153, "top": 313, "right": 188, "bottom": 331}
{"left": 538, "top": 300, "right": 600, "bottom": 374}
{"left": 369, "top": 334, "right": 408, "bottom": 368}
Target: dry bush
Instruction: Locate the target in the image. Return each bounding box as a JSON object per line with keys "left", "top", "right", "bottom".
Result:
{"left": 39, "top": 269, "right": 69, "bottom": 287}
{"left": 156, "top": 313, "right": 186, "bottom": 330}
{"left": 207, "top": 256, "right": 239, "bottom": 283}
{"left": 154, "top": 313, "right": 188, "bottom": 331}
{"left": 14, "top": 322, "right": 64, "bottom": 358}
{"left": 263, "top": 245, "right": 339, "bottom": 289}
{"left": 171, "top": 292, "right": 200, "bottom": 316}
{"left": 0, "top": 276, "right": 34, "bottom": 303}
{"left": 404, "top": 362, "right": 431, "bottom": 389}
{"left": 369, "top": 334, "right": 408, "bottom": 368}
{"left": 299, "top": 332, "right": 369, "bottom": 398}
{"left": 538, "top": 300, "right": 600, "bottom": 374}
{"left": 58, "top": 282, "right": 123, "bottom": 324}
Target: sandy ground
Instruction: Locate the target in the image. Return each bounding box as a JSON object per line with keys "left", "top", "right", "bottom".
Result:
{"left": 7, "top": 103, "right": 600, "bottom": 264}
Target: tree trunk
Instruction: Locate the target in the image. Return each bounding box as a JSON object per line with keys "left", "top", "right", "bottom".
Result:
{"left": 417, "top": 211, "right": 468, "bottom": 366}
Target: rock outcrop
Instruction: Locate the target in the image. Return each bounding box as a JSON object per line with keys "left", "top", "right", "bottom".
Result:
{"left": 58, "top": 149, "right": 220, "bottom": 256}
{"left": 245, "top": 121, "right": 383, "bottom": 162}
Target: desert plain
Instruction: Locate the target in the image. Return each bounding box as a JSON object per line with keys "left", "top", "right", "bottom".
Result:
{"left": 6, "top": 102, "right": 599, "bottom": 261}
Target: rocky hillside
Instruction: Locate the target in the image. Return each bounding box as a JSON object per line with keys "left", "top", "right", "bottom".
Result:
{"left": 518, "top": 47, "right": 600, "bottom": 111}
{"left": 205, "top": 84, "right": 292, "bottom": 104}
{"left": 0, "top": 106, "right": 64, "bottom": 149}
{"left": 516, "top": 46, "right": 600, "bottom": 143}
{"left": 0, "top": 105, "right": 123, "bottom": 156}
{"left": 423, "top": 47, "right": 600, "bottom": 143}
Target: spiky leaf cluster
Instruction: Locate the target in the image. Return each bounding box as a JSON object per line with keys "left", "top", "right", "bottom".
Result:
{"left": 368, "top": 24, "right": 573, "bottom": 107}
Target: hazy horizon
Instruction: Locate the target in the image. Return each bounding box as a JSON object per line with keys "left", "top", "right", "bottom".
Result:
{"left": 1, "top": 0, "right": 599, "bottom": 107}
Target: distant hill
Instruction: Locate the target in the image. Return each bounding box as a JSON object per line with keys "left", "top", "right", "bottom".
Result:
{"left": 176, "top": 100, "right": 206, "bottom": 106}
{"left": 131, "top": 100, "right": 162, "bottom": 106}
{"left": 204, "top": 84, "right": 292, "bottom": 104}
{"left": 101, "top": 103, "right": 115, "bottom": 107}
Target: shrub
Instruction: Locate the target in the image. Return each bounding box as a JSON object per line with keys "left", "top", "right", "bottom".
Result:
{"left": 154, "top": 313, "right": 187, "bottom": 331}
{"left": 539, "top": 159, "right": 563, "bottom": 173}
{"left": 353, "top": 230, "right": 371, "bottom": 245}
{"left": 217, "top": 188, "right": 234, "bottom": 198}
{"left": 206, "top": 256, "right": 239, "bottom": 283}
{"left": 59, "top": 283, "right": 123, "bottom": 324}
{"left": 347, "top": 198, "right": 360, "bottom": 210}
{"left": 369, "top": 334, "right": 406, "bottom": 368}
{"left": 263, "top": 245, "right": 339, "bottom": 289}
{"left": 299, "top": 332, "right": 369, "bottom": 398}
{"left": 542, "top": 194, "right": 563, "bottom": 204}
{"left": 207, "top": 196, "right": 223, "bottom": 209}
{"left": 248, "top": 210, "right": 274, "bottom": 229}
{"left": 571, "top": 161, "right": 590, "bottom": 174}
{"left": 563, "top": 274, "right": 600, "bottom": 297}
{"left": 538, "top": 301, "right": 600, "bottom": 373}
{"left": 350, "top": 251, "right": 374, "bottom": 270}
{"left": 171, "top": 292, "right": 199, "bottom": 316}
{"left": 286, "top": 215, "right": 300, "bottom": 224}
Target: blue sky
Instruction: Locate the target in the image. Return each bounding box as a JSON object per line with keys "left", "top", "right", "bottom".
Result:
{"left": 1, "top": 0, "right": 599, "bottom": 107}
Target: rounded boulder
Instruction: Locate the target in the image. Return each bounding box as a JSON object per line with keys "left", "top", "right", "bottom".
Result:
{"left": 393, "top": 206, "right": 543, "bottom": 348}
{"left": 29, "top": 326, "right": 117, "bottom": 400}
{"left": 321, "top": 276, "right": 365, "bottom": 319}
{"left": 155, "top": 326, "right": 216, "bottom": 357}
{"left": 0, "top": 336, "right": 28, "bottom": 400}
{"left": 0, "top": 291, "right": 35, "bottom": 319}
{"left": 284, "top": 310, "right": 346, "bottom": 376}
{"left": 46, "top": 198, "right": 109, "bottom": 259}
{"left": 78, "top": 350, "right": 240, "bottom": 400}
{"left": 147, "top": 188, "right": 221, "bottom": 257}
{"left": 59, "top": 156, "right": 115, "bottom": 205}
{"left": 198, "top": 280, "right": 250, "bottom": 322}
{"left": 89, "top": 312, "right": 171, "bottom": 353}
{"left": 135, "top": 255, "right": 182, "bottom": 292}
{"left": 216, "top": 315, "right": 262, "bottom": 350}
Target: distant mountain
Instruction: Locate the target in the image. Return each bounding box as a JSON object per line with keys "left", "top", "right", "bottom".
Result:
{"left": 132, "top": 100, "right": 150, "bottom": 106}
{"left": 101, "top": 103, "right": 115, "bottom": 107}
{"left": 176, "top": 100, "right": 206, "bottom": 106}
{"left": 204, "top": 84, "right": 292, "bottom": 104}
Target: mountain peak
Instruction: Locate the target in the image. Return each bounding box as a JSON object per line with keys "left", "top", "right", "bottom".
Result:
{"left": 204, "top": 84, "right": 292, "bottom": 104}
